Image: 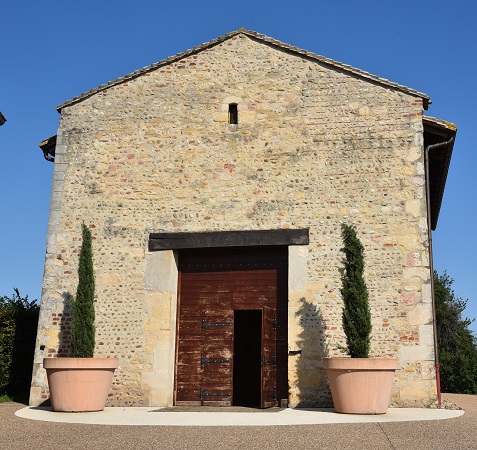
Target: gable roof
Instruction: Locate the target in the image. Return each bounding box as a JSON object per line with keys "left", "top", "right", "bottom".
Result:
{"left": 57, "top": 28, "right": 431, "bottom": 112}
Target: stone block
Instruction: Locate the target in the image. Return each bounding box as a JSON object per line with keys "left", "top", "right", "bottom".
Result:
{"left": 421, "top": 283, "right": 432, "bottom": 303}
{"left": 148, "top": 389, "right": 172, "bottom": 407}
{"left": 403, "top": 267, "right": 430, "bottom": 281}
{"left": 405, "top": 199, "right": 422, "bottom": 217}
{"left": 144, "top": 250, "right": 178, "bottom": 293}
{"left": 288, "top": 245, "right": 308, "bottom": 291}
{"left": 408, "top": 303, "right": 432, "bottom": 326}
{"left": 421, "top": 361, "right": 436, "bottom": 380}
{"left": 419, "top": 324, "right": 435, "bottom": 346}
{"left": 400, "top": 345, "right": 434, "bottom": 361}
{"left": 29, "top": 386, "right": 43, "bottom": 407}
{"left": 141, "top": 371, "right": 170, "bottom": 391}
{"left": 399, "top": 379, "right": 436, "bottom": 404}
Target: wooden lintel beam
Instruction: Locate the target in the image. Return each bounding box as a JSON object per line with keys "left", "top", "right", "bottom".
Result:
{"left": 149, "top": 229, "right": 309, "bottom": 251}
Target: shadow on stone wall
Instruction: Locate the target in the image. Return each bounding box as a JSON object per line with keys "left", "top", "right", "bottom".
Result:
{"left": 55, "top": 292, "right": 73, "bottom": 358}
{"left": 292, "top": 296, "right": 332, "bottom": 407}
{"left": 39, "top": 292, "right": 73, "bottom": 407}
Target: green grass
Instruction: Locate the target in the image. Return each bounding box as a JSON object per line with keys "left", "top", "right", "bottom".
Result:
{"left": 0, "top": 392, "right": 29, "bottom": 404}
{"left": 0, "top": 394, "right": 13, "bottom": 403}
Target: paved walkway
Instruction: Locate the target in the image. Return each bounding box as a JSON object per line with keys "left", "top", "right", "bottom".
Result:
{"left": 2, "top": 394, "right": 476, "bottom": 449}
{"left": 15, "top": 404, "right": 463, "bottom": 426}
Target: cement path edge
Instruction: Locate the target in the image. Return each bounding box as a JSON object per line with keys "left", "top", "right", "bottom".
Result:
{"left": 15, "top": 406, "right": 464, "bottom": 426}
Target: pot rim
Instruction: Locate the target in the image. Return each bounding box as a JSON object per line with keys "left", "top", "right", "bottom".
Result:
{"left": 43, "top": 357, "right": 119, "bottom": 370}
{"left": 322, "top": 356, "right": 399, "bottom": 370}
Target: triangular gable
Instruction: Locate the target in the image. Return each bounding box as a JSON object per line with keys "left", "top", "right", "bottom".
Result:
{"left": 57, "top": 28, "right": 431, "bottom": 112}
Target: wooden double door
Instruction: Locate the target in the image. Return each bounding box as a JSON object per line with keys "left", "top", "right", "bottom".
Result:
{"left": 175, "top": 246, "right": 288, "bottom": 408}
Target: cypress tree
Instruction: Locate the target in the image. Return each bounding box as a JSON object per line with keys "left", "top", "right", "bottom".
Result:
{"left": 340, "top": 223, "right": 372, "bottom": 358}
{"left": 70, "top": 223, "right": 95, "bottom": 358}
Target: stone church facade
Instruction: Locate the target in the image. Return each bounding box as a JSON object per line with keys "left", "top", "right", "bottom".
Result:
{"left": 31, "top": 29, "right": 456, "bottom": 408}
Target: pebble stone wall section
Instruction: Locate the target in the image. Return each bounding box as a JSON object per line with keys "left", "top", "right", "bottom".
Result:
{"left": 31, "top": 32, "right": 436, "bottom": 408}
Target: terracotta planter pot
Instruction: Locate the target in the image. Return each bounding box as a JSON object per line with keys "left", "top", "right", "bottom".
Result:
{"left": 44, "top": 358, "right": 118, "bottom": 412}
{"left": 323, "top": 357, "right": 398, "bottom": 414}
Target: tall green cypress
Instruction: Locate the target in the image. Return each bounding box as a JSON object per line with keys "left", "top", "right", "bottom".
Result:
{"left": 340, "top": 223, "right": 372, "bottom": 358}
{"left": 70, "top": 223, "right": 95, "bottom": 358}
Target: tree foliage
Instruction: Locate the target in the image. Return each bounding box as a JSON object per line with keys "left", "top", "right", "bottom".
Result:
{"left": 0, "top": 289, "right": 39, "bottom": 397}
{"left": 435, "top": 271, "right": 477, "bottom": 394}
{"left": 340, "top": 223, "right": 372, "bottom": 358}
{"left": 70, "top": 223, "right": 95, "bottom": 358}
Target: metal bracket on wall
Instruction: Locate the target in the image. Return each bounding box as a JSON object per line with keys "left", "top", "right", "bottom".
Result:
{"left": 202, "top": 319, "right": 232, "bottom": 332}
{"left": 200, "top": 388, "right": 231, "bottom": 401}
{"left": 261, "top": 355, "right": 277, "bottom": 367}
{"left": 201, "top": 354, "right": 232, "bottom": 366}
{"left": 267, "top": 318, "right": 277, "bottom": 330}
{"left": 267, "top": 355, "right": 277, "bottom": 367}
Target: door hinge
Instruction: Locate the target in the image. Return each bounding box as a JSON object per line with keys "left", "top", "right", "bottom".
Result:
{"left": 200, "top": 388, "right": 231, "bottom": 401}
{"left": 202, "top": 319, "right": 233, "bottom": 332}
{"left": 267, "top": 318, "right": 277, "bottom": 330}
{"left": 201, "top": 354, "right": 232, "bottom": 366}
{"left": 262, "top": 355, "right": 277, "bottom": 367}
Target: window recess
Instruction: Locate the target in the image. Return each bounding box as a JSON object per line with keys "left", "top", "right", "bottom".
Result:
{"left": 228, "top": 103, "right": 238, "bottom": 125}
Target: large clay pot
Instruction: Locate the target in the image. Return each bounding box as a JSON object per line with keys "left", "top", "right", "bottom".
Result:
{"left": 44, "top": 358, "right": 118, "bottom": 412}
{"left": 323, "top": 357, "right": 398, "bottom": 414}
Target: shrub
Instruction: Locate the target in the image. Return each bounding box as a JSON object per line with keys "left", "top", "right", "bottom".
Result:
{"left": 0, "top": 289, "right": 39, "bottom": 397}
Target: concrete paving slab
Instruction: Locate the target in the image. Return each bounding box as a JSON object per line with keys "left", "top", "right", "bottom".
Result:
{"left": 3, "top": 396, "right": 476, "bottom": 450}
{"left": 15, "top": 406, "right": 464, "bottom": 426}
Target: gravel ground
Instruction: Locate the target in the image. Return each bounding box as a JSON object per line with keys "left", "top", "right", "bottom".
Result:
{"left": 1, "top": 393, "right": 476, "bottom": 450}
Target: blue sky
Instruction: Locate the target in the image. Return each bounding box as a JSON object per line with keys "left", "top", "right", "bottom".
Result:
{"left": 1, "top": 0, "right": 475, "bottom": 332}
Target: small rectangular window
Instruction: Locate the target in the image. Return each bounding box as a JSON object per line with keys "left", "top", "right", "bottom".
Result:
{"left": 229, "top": 104, "right": 238, "bottom": 124}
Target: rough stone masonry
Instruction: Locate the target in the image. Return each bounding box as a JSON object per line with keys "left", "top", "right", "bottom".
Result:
{"left": 31, "top": 29, "right": 456, "bottom": 408}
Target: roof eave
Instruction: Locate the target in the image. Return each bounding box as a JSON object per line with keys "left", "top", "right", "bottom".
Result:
{"left": 423, "top": 116, "right": 457, "bottom": 230}
{"left": 39, "top": 135, "right": 56, "bottom": 162}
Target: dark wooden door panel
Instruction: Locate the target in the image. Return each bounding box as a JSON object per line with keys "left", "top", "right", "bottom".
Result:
{"left": 176, "top": 246, "right": 288, "bottom": 407}
{"left": 200, "top": 309, "right": 234, "bottom": 406}
{"left": 233, "top": 269, "right": 278, "bottom": 310}
{"left": 177, "top": 318, "right": 203, "bottom": 336}
{"left": 175, "top": 305, "right": 204, "bottom": 405}
{"left": 261, "top": 305, "right": 277, "bottom": 408}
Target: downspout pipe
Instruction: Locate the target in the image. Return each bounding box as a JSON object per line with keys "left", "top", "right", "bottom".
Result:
{"left": 42, "top": 149, "right": 55, "bottom": 162}
{"left": 424, "top": 136, "right": 454, "bottom": 408}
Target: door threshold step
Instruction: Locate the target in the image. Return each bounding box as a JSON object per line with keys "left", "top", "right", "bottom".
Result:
{"left": 153, "top": 406, "right": 285, "bottom": 413}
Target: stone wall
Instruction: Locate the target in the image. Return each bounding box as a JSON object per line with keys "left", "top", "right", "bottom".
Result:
{"left": 30, "top": 33, "right": 435, "bottom": 408}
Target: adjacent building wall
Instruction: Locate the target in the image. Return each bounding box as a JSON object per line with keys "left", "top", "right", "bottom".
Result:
{"left": 31, "top": 34, "right": 435, "bottom": 407}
